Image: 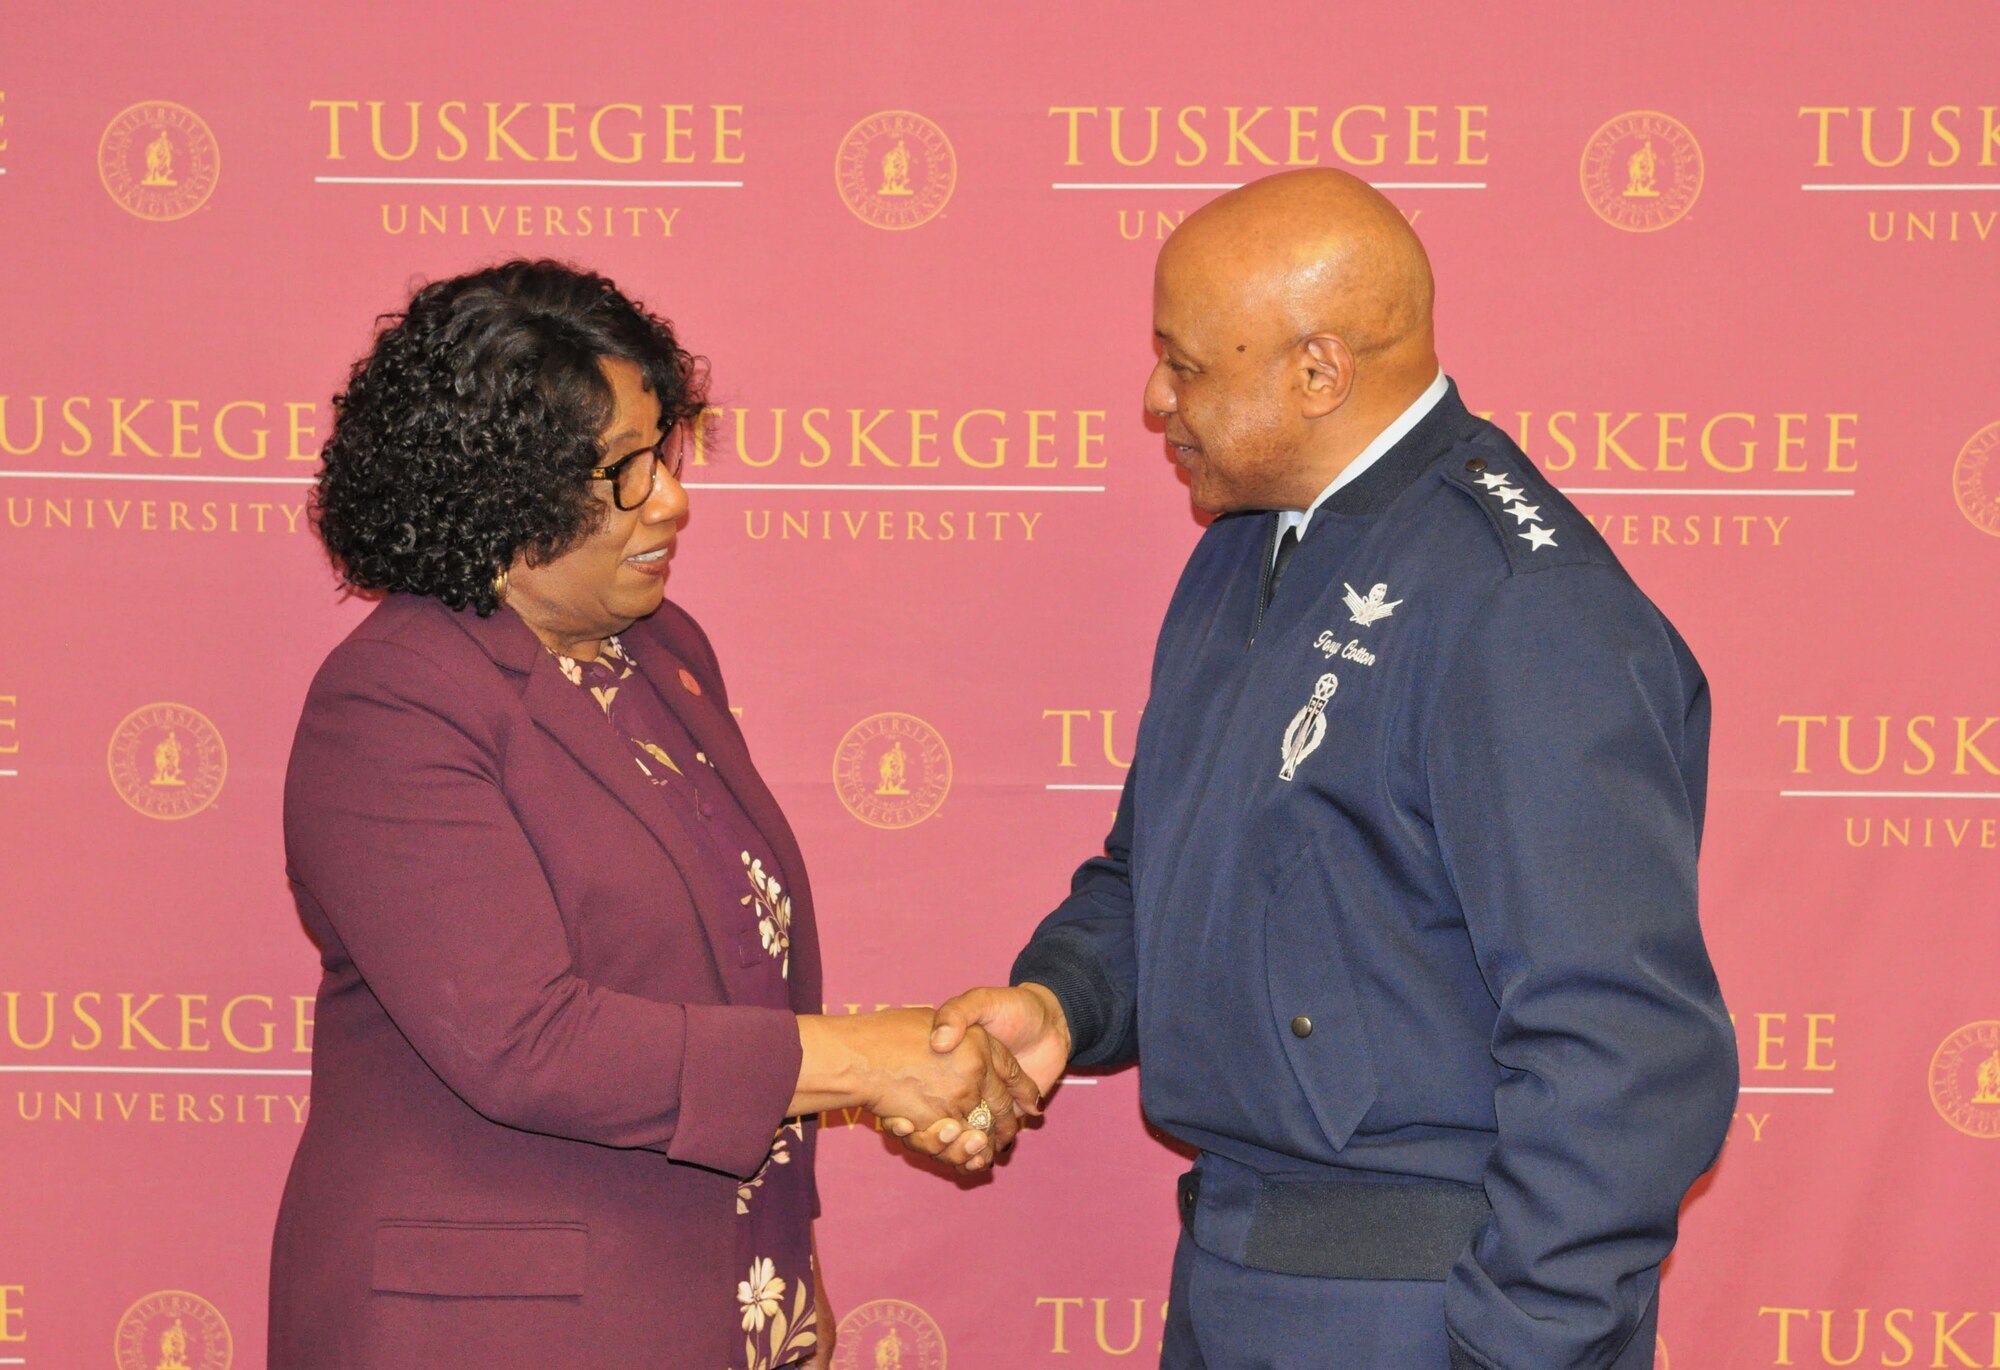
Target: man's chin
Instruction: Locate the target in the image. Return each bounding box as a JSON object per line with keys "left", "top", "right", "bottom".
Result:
{"left": 1186, "top": 479, "right": 1241, "bottom": 517}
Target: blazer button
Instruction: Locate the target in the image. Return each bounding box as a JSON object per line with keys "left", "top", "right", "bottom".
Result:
{"left": 1465, "top": 455, "right": 1487, "bottom": 474}
{"left": 1290, "top": 1015, "right": 1313, "bottom": 1038}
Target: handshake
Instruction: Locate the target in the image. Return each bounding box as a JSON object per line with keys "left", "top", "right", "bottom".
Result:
{"left": 795, "top": 984, "right": 1072, "bottom": 1173}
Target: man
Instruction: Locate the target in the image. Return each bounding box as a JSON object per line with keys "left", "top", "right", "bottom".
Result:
{"left": 920, "top": 169, "right": 1737, "bottom": 1368}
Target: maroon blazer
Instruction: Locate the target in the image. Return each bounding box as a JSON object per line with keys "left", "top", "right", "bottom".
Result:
{"left": 270, "top": 593, "right": 822, "bottom": 1368}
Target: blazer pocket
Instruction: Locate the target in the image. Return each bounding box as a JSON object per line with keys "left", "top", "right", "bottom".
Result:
{"left": 371, "top": 1220, "right": 587, "bottom": 1298}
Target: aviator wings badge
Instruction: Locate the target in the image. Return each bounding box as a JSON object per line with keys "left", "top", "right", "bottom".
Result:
{"left": 1343, "top": 582, "right": 1402, "bottom": 627}
{"left": 1279, "top": 673, "right": 1340, "bottom": 781}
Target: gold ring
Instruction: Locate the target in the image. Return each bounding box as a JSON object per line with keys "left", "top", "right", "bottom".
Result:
{"left": 966, "top": 1103, "right": 994, "bottom": 1132}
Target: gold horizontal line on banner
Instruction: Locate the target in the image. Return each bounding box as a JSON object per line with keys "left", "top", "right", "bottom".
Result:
{"left": 1802, "top": 183, "right": 2000, "bottom": 192}
{"left": 0, "top": 469, "right": 315, "bottom": 485}
{"left": 696, "top": 483, "right": 1104, "bottom": 492}
{"left": 0, "top": 471, "right": 1105, "bottom": 493}
{"left": 0, "top": 1065, "right": 311, "bottom": 1077}
{"left": 315, "top": 176, "right": 745, "bottom": 188}
{"left": 0, "top": 1064, "right": 1101, "bottom": 1088}
{"left": 1053, "top": 181, "right": 1486, "bottom": 191}
{"left": 1562, "top": 488, "right": 1854, "bottom": 496}
{"left": 1780, "top": 790, "right": 2000, "bottom": 800}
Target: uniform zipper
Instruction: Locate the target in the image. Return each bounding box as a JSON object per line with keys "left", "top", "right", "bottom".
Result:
{"left": 1249, "top": 514, "right": 1281, "bottom": 647}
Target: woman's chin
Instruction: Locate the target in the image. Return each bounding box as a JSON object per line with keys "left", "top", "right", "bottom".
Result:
{"left": 614, "top": 577, "right": 669, "bottom": 618}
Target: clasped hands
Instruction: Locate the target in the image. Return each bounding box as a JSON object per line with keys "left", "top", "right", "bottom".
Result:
{"left": 885, "top": 983, "right": 1072, "bottom": 1172}
{"left": 797, "top": 985, "right": 1071, "bottom": 1174}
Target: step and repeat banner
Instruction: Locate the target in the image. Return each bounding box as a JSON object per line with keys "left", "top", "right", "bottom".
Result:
{"left": 3, "top": 4, "right": 1996, "bottom": 1366}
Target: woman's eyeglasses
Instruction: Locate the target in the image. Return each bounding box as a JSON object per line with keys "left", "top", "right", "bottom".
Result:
{"left": 589, "top": 434, "right": 687, "bottom": 511}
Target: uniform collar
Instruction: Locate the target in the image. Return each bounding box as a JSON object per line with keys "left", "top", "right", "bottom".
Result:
{"left": 1312, "top": 376, "right": 1481, "bottom": 520}
{"left": 1281, "top": 370, "right": 1448, "bottom": 542}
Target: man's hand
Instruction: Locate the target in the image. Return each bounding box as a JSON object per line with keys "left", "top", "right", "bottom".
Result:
{"left": 886, "top": 984, "right": 1074, "bottom": 1169}
{"left": 933, "top": 984, "right": 1072, "bottom": 1095}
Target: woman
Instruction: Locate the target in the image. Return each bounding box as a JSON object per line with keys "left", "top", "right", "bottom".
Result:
{"left": 273, "top": 260, "right": 1032, "bottom": 1369}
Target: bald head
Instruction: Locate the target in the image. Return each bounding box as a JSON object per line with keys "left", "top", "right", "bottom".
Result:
{"left": 1146, "top": 169, "right": 1442, "bottom": 514}
{"left": 1162, "top": 168, "right": 1435, "bottom": 373}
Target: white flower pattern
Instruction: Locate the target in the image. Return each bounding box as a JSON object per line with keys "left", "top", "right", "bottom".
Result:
{"left": 737, "top": 1121, "right": 800, "bottom": 1215}
{"left": 736, "top": 1256, "right": 817, "bottom": 1370}
{"left": 738, "top": 1257, "right": 784, "bottom": 1333}
{"left": 741, "top": 851, "right": 793, "bottom": 978}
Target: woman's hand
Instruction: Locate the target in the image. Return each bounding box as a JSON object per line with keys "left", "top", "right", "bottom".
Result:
{"left": 791, "top": 1010, "right": 1038, "bottom": 1169}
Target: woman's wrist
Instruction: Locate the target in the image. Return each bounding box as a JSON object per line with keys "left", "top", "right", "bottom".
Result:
{"left": 791, "top": 1014, "right": 861, "bottom": 1114}
{"left": 792, "top": 1011, "right": 914, "bottom": 1115}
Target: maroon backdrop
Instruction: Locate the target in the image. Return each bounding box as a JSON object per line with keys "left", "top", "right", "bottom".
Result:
{"left": 4, "top": 4, "right": 1998, "bottom": 1366}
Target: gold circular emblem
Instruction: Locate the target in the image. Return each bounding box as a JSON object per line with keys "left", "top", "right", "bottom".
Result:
{"left": 834, "top": 110, "right": 956, "bottom": 231}
{"left": 833, "top": 713, "right": 951, "bottom": 829}
{"left": 1952, "top": 420, "right": 2000, "bottom": 537}
{"left": 108, "top": 703, "right": 227, "bottom": 820}
{"left": 831, "top": 1299, "right": 946, "bottom": 1370}
{"left": 98, "top": 101, "right": 220, "bottom": 221}
{"left": 1930, "top": 1020, "right": 2000, "bottom": 1139}
{"left": 1580, "top": 111, "right": 1702, "bottom": 233}
{"left": 114, "top": 1290, "right": 232, "bottom": 1370}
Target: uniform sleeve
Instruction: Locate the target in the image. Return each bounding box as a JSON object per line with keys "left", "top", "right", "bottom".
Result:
{"left": 1426, "top": 567, "right": 1737, "bottom": 1370}
{"left": 284, "top": 638, "right": 801, "bottom": 1180}
{"left": 1010, "top": 762, "right": 1142, "bottom": 1069}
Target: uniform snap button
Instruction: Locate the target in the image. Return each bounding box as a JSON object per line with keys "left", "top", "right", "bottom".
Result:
{"left": 1465, "top": 456, "right": 1487, "bottom": 474}
{"left": 1291, "top": 1015, "right": 1314, "bottom": 1038}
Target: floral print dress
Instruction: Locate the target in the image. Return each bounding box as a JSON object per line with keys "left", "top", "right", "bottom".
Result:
{"left": 553, "top": 638, "right": 817, "bottom": 1370}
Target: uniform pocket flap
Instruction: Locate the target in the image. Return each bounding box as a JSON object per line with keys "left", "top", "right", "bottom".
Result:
{"left": 372, "top": 1220, "right": 587, "bottom": 1297}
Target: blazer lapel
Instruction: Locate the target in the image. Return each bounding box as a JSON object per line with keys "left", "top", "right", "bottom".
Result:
{"left": 621, "top": 622, "right": 823, "bottom": 1013}
{"left": 445, "top": 602, "right": 750, "bottom": 982}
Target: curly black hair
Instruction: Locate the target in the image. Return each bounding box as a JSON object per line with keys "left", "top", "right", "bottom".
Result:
{"left": 314, "top": 259, "right": 707, "bottom": 615}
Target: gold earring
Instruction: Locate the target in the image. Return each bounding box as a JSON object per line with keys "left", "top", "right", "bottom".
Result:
{"left": 493, "top": 567, "right": 510, "bottom": 599}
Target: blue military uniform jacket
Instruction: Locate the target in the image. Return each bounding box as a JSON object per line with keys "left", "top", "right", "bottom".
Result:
{"left": 1014, "top": 383, "right": 1737, "bottom": 1370}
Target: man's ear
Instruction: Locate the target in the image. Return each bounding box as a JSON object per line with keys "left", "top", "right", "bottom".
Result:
{"left": 1300, "top": 334, "right": 1355, "bottom": 418}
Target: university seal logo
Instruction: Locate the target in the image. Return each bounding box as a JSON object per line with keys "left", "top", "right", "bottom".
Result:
{"left": 114, "top": 1290, "right": 232, "bottom": 1370}
{"left": 1580, "top": 111, "right": 1702, "bottom": 233}
{"left": 1930, "top": 1020, "right": 2000, "bottom": 1139}
{"left": 108, "top": 703, "right": 227, "bottom": 820}
{"left": 834, "top": 713, "right": 951, "bottom": 829}
{"left": 831, "top": 1299, "right": 946, "bottom": 1370}
{"left": 98, "top": 101, "right": 219, "bottom": 221}
{"left": 1952, "top": 420, "right": 2000, "bottom": 537}
{"left": 835, "top": 111, "right": 956, "bottom": 231}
